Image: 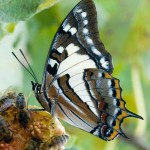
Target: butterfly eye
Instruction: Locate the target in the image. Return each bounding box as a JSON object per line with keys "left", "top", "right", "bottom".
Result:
{"left": 31, "top": 81, "right": 36, "bottom": 91}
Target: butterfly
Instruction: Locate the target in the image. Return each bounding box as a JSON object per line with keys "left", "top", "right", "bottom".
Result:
{"left": 13, "top": 0, "right": 143, "bottom": 141}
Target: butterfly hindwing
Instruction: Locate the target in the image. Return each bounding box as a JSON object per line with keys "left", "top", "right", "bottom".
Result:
{"left": 53, "top": 68, "right": 141, "bottom": 140}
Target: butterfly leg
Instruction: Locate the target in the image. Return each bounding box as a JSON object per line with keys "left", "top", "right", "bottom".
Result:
{"left": 50, "top": 99, "right": 56, "bottom": 117}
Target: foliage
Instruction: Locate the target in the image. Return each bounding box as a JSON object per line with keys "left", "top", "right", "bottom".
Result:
{"left": 0, "top": 0, "right": 60, "bottom": 38}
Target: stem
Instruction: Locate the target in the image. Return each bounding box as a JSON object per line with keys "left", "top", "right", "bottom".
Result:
{"left": 119, "top": 134, "right": 150, "bottom": 150}
{"left": 131, "top": 64, "right": 147, "bottom": 135}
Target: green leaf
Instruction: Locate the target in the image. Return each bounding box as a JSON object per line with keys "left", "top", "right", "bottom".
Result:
{"left": 0, "top": 0, "right": 60, "bottom": 39}
{"left": 0, "top": 0, "right": 60, "bottom": 22}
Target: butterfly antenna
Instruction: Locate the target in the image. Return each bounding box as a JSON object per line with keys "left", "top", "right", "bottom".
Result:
{"left": 19, "top": 49, "right": 38, "bottom": 83}
{"left": 12, "top": 51, "right": 38, "bottom": 83}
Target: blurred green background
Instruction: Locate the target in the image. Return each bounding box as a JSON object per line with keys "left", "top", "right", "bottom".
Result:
{"left": 0, "top": 0, "right": 149, "bottom": 149}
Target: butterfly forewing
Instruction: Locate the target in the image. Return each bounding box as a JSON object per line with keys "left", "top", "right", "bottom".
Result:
{"left": 32, "top": 0, "right": 143, "bottom": 141}
{"left": 41, "top": 0, "right": 113, "bottom": 90}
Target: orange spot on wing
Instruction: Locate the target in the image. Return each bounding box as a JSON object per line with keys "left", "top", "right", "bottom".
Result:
{"left": 116, "top": 90, "right": 121, "bottom": 99}
{"left": 104, "top": 73, "right": 112, "bottom": 79}
{"left": 114, "top": 80, "right": 120, "bottom": 89}
{"left": 107, "top": 130, "right": 119, "bottom": 141}
{"left": 119, "top": 101, "right": 125, "bottom": 109}
{"left": 117, "top": 111, "right": 128, "bottom": 120}
{"left": 113, "top": 120, "right": 120, "bottom": 131}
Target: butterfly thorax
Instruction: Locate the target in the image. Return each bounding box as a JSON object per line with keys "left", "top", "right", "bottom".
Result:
{"left": 31, "top": 81, "right": 57, "bottom": 115}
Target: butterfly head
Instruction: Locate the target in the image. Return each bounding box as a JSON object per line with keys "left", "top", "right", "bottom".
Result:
{"left": 31, "top": 81, "right": 42, "bottom": 97}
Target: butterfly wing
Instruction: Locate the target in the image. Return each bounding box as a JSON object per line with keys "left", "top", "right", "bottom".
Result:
{"left": 41, "top": 0, "right": 113, "bottom": 91}
{"left": 37, "top": 0, "right": 143, "bottom": 141}
{"left": 52, "top": 68, "right": 142, "bottom": 141}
